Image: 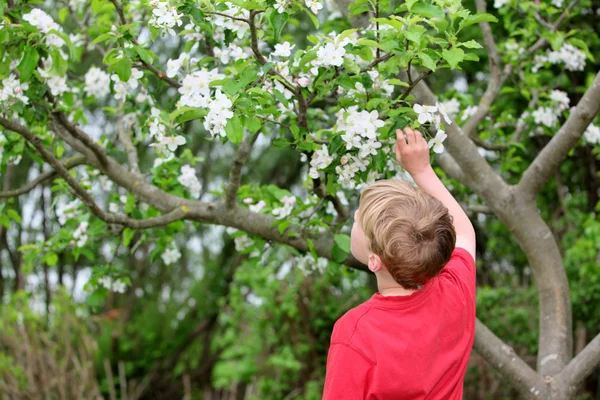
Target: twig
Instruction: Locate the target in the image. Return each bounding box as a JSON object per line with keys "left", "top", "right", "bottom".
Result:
{"left": 527, "top": 0, "right": 579, "bottom": 55}
{"left": 225, "top": 132, "right": 259, "bottom": 208}
{"left": 0, "top": 156, "right": 86, "bottom": 199}
{"left": 117, "top": 113, "right": 141, "bottom": 174}
{"left": 104, "top": 359, "right": 117, "bottom": 400}
{"left": 0, "top": 117, "right": 190, "bottom": 229}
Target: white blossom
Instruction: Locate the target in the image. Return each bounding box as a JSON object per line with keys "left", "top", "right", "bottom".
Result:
{"left": 47, "top": 75, "right": 69, "bottom": 96}
{"left": 204, "top": 90, "right": 234, "bottom": 138}
{"left": 461, "top": 105, "right": 478, "bottom": 122}
{"left": 72, "top": 221, "right": 89, "bottom": 247}
{"left": 84, "top": 67, "right": 111, "bottom": 98}
{"left": 273, "top": 41, "right": 295, "bottom": 58}
{"left": 583, "top": 124, "right": 600, "bottom": 145}
{"left": 0, "top": 74, "right": 30, "bottom": 105}
{"left": 494, "top": 0, "right": 509, "bottom": 8}
{"left": 272, "top": 195, "right": 296, "bottom": 219}
{"left": 309, "top": 144, "right": 333, "bottom": 179}
{"left": 212, "top": 4, "right": 249, "bottom": 39}
{"left": 234, "top": 235, "right": 254, "bottom": 251}
{"left": 532, "top": 107, "right": 558, "bottom": 127}
{"left": 151, "top": 134, "right": 186, "bottom": 152}
{"left": 275, "top": 0, "right": 288, "bottom": 13}
{"left": 413, "top": 104, "right": 438, "bottom": 124}
{"left": 428, "top": 130, "right": 447, "bottom": 153}
{"left": 149, "top": 1, "right": 183, "bottom": 36}
{"left": 249, "top": 200, "right": 266, "bottom": 213}
{"left": 109, "top": 203, "right": 119, "bottom": 213}
{"left": 161, "top": 246, "right": 182, "bottom": 265}
{"left": 98, "top": 276, "right": 127, "bottom": 293}
{"left": 305, "top": 0, "right": 323, "bottom": 14}
{"left": 314, "top": 42, "right": 345, "bottom": 68}
{"left": 441, "top": 98, "right": 460, "bottom": 118}
{"left": 178, "top": 68, "right": 224, "bottom": 108}
{"left": 549, "top": 90, "right": 570, "bottom": 112}
{"left": 56, "top": 199, "right": 80, "bottom": 225}
{"left": 178, "top": 165, "right": 201, "bottom": 198}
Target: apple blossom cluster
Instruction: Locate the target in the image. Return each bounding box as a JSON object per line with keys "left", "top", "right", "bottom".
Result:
{"left": 111, "top": 68, "right": 144, "bottom": 102}
{"left": 583, "top": 124, "right": 600, "bottom": 145}
{"left": 178, "top": 165, "right": 201, "bottom": 199}
{"left": 343, "top": 70, "right": 394, "bottom": 98}
{"left": 441, "top": 98, "right": 461, "bottom": 119}
{"left": 178, "top": 68, "right": 223, "bottom": 108}
{"left": 532, "top": 90, "right": 570, "bottom": 128}
{"left": 84, "top": 67, "right": 112, "bottom": 98}
{"left": 244, "top": 198, "right": 267, "bottom": 213}
{"left": 166, "top": 52, "right": 199, "bottom": 78}
{"left": 532, "top": 43, "right": 586, "bottom": 72}
{"left": 493, "top": 0, "right": 509, "bottom": 8}
{"left": 296, "top": 254, "right": 328, "bottom": 275}
{"left": 148, "top": 0, "right": 184, "bottom": 36}
{"left": 98, "top": 276, "right": 127, "bottom": 293}
{"left": 461, "top": 105, "right": 478, "bottom": 122}
{"left": 272, "top": 195, "right": 297, "bottom": 219}
{"left": 148, "top": 108, "right": 187, "bottom": 157}
{"left": 22, "top": 9, "right": 65, "bottom": 48}
{"left": 213, "top": 43, "right": 251, "bottom": 65}
{"left": 72, "top": 221, "right": 89, "bottom": 248}
{"left": 161, "top": 245, "right": 182, "bottom": 265}
{"left": 234, "top": 234, "right": 254, "bottom": 252}
{"left": 212, "top": 4, "right": 249, "bottom": 39}
{"left": 204, "top": 90, "right": 234, "bottom": 138}
{"left": 55, "top": 199, "right": 81, "bottom": 225}
{"left": 0, "top": 74, "right": 30, "bottom": 106}
{"left": 311, "top": 34, "right": 356, "bottom": 70}
{"left": 309, "top": 144, "right": 334, "bottom": 179}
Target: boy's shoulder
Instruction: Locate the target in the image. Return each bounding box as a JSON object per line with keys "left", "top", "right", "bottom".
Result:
{"left": 331, "top": 300, "right": 374, "bottom": 344}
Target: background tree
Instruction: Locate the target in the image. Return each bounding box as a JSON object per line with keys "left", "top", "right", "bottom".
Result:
{"left": 0, "top": 0, "right": 599, "bottom": 399}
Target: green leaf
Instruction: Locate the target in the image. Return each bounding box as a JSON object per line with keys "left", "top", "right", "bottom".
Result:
{"left": 92, "top": 33, "right": 114, "bottom": 45}
{"left": 48, "top": 29, "right": 76, "bottom": 59}
{"left": 0, "top": 215, "right": 9, "bottom": 230}
{"left": 45, "top": 252, "right": 58, "bottom": 267}
{"left": 411, "top": 3, "right": 445, "bottom": 19}
{"left": 387, "top": 78, "right": 409, "bottom": 87}
{"left": 418, "top": 53, "right": 437, "bottom": 71}
{"left": 304, "top": 7, "right": 319, "bottom": 28}
{"left": 343, "top": 57, "right": 360, "bottom": 75}
{"left": 458, "top": 13, "right": 498, "bottom": 31}
{"left": 50, "top": 49, "right": 68, "bottom": 76}
{"left": 404, "top": 25, "right": 426, "bottom": 44}
{"left": 334, "top": 234, "right": 351, "bottom": 252}
{"left": 170, "top": 107, "right": 206, "bottom": 124}
{"left": 122, "top": 228, "right": 135, "bottom": 248}
{"left": 306, "top": 238, "right": 318, "bottom": 261}
{"left": 224, "top": 116, "right": 243, "bottom": 144}
{"left": 406, "top": 0, "right": 419, "bottom": 10}
{"left": 246, "top": 116, "right": 262, "bottom": 133}
{"left": 58, "top": 8, "right": 69, "bottom": 23}
{"left": 277, "top": 220, "right": 291, "bottom": 235}
{"left": 459, "top": 40, "right": 483, "bottom": 49}
{"left": 270, "top": 11, "right": 289, "bottom": 41}
{"left": 7, "top": 209, "right": 21, "bottom": 224}
{"left": 17, "top": 47, "right": 40, "bottom": 82}
{"left": 442, "top": 47, "right": 465, "bottom": 69}
{"left": 112, "top": 57, "right": 132, "bottom": 82}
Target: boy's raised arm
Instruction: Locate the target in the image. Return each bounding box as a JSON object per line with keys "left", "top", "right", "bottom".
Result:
{"left": 395, "top": 128, "right": 476, "bottom": 260}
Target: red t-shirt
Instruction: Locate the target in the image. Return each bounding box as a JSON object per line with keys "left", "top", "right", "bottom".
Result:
{"left": 323, "top": 248, "right": 476, "bottom": 400}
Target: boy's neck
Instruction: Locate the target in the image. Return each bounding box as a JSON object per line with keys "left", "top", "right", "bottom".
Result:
{"left": 376, "top": 271, "right": 417, "bottom": 296}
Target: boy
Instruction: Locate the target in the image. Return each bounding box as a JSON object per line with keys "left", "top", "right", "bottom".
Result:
{"left": 323, "top": 127, "right": 476, "bottom": 399}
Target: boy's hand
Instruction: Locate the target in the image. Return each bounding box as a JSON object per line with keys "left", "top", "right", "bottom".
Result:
{"left": 394, "top": 128, "right": 431, "bottom": 176}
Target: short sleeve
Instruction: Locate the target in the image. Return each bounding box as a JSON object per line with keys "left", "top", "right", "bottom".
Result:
{"left": 441, "top": 247, "right": 476, "bottom": 297}
{"left": 323, "top": 343, "right": 373, "bottom": 400}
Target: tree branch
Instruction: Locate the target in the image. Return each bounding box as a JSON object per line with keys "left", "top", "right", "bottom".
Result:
{"left": 518, "top": 70, "right": 600, "bottom": 197}
{"left": 0, "top": 117, "right": 189, "bottom": 229}
{"left": 225, "top": 132, "right": 259, "bottom": 208}
{"left": 474, "top": 319, "right": 539, "bottom": 399}
{"left": 110, "top": 0, "right": 181, "bottom": 89}
{"left": 558, "top": 332, "right": 600, "bottom": 394}
{"left": 0, "top": 156, "right": 86, "bottom": 200}
{"left": 527, "top": 0, "right": 579, "bottom": 55}
{"left": 117, "top": 115, "right": 140, "bottom": 174}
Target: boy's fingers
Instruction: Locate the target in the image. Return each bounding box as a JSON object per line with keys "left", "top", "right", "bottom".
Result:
{"left": 396, "top": 129, "right": 407, "bottom": 149}
{"left": 407, "top": 127, "right": 417, "bottom": 145}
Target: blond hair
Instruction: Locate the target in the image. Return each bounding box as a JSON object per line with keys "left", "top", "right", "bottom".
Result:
{"left": 358, "top": 179, "right": 456, "bottom": 289}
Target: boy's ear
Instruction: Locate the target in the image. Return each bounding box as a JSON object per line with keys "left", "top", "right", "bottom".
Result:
{"left": 368, "top": 254, "right": 383, "bottom": 273}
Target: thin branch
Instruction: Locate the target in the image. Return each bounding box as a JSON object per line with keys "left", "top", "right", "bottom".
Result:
{"left": 46, "top": 94, "right": 111, "bottom": 167}
{"left": 474, "top": 318, "right": 538, "bottom": 399}
{"left": 534, "top": 12, "right": 554, "bottom": 29}
{"left": 400, "top": 70, "right": 434, "bottom": 100}
{"left": 359, "top": 53, "right": 393, "bottom": 74}
{"left": 0, "top": 117, "right": 189, "bottom": 229}
{"left": 558, "top": 332, "right": 600, "bottom": 393}
{"left": 527, "top": 0, "right": 579, "bottom": 55}
{"left": 519, "top": 70, "right": 600, "bottom": 197}
{"left": 117, "top": 115, "right": 140, "bottom": 174}
{"left": 225, "top": 132, "right": 259, "bottom": 208}
{"left": 206, "top": 11, "right": 249, "bottom": 23}
{"left": 512, "top": 89, "right": 541, "bottom": 143}
{"left": 475, "top": 0, "right": 501, "bottom": 77}
{"left": 110, "top": 0, "right": 181, "bottom": 89}
{"left": 469, "top": 134, "right": 511, "bottom": 151}
{"left": 0, "top": 156, "right": 86, "bottom": 199}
